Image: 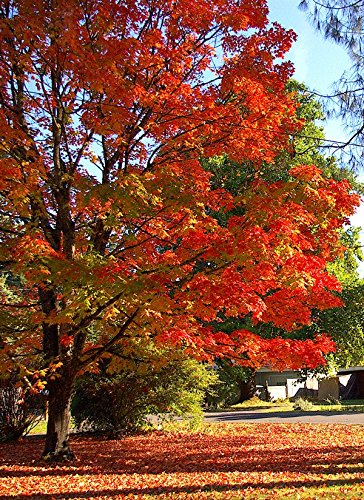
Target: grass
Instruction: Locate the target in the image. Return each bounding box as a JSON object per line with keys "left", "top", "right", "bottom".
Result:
{"left": 29, "top": 418, "right": 48, "bottom": 435}
{"left": 1, "top": 423, "right": 364, "bottom": 499}
{"left": 223, "top": 396, "right": 293, "bottom": 412}
{"left": 313, "top": 400, "right": 364, "bottom": 412}
{"left": 29, "top": 418, "right": 78, "bottom": 435}
{"left": 224, "top": 396, "right": 364, "bottom": 413}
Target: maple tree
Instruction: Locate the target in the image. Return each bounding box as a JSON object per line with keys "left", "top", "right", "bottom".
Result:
{"left": 0, "top": 0, "right": 360, "bottom": 459}
{"left": 203, "top": 82, "right": 364, "bottom": 404}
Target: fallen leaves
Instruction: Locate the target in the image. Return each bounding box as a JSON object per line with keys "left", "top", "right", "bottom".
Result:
{"left": 1, "top": 424, "right": 364, "bottom": 498}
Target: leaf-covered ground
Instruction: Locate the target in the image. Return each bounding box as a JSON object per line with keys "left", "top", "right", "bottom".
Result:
{"left": 1, "top": 424, "right": 364, "bottom": 499}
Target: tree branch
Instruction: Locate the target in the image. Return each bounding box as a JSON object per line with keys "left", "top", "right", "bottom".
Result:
{"left": 79, "top": 308, "right": 140, "bottom": 368}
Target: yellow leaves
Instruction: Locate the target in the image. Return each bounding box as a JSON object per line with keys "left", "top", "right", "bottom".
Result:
{"left": 103, "top": 306, "right": 120, "bottom": 322}
{"left": 280, "top": 272, "right": 315, "bottom": 291}
{"left": 143, "top": 309, "right": 163, "bottom": 320}
{"left": 48, "top": 361, "right": 63, "bottom": 380}
{"left": 32, "top": 378, "right": 47, "bottom": 391}
{"left": 49, "top": 361, "right": 63, "bottom": 373}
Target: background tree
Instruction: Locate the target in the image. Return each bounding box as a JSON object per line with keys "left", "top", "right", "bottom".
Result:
{"left": 306, "top": 227, "right": 364, "bottom": 369}
{"left": 0, "top": 0, "right": 359, "bottom": 460}
{"left": 0, "top": 373, "right": 45, "bottom": 442}
{"left": 299, "top": 0, "right": 364, "bottom": 161}
{"left": 204, "top": 81, "right": 364, "bottom": 403}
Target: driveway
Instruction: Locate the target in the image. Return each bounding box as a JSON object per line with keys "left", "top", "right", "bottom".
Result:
{"left": 204, "top": 409, "right": 364, "bottom": 424}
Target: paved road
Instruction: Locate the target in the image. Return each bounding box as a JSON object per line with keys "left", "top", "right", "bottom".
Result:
{"left": 204, "top": 410, "right": 364, "bottom": 424}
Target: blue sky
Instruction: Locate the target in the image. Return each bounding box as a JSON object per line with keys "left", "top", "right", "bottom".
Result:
{"left": 268, "top": 1, "right": 350, "bottom": 99}
{"left": 267, "top": 0, "right": 364, "bottom": 276}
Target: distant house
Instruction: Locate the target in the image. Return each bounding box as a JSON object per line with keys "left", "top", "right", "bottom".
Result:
{"left": 256, "top": 366, "right": 364, "bottom": 401}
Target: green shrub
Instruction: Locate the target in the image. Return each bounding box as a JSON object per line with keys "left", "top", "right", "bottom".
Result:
{"left": 0, "top": 377, "right": 45, "bottom": 442}
{"left": 205, "top": 362, "right": 253, "bottom": 409}
{"left": 293, "top": 397, "right": 314, "bottom": 411}
{"left": 72, "top": 358, "right": 217, "bottom": 435}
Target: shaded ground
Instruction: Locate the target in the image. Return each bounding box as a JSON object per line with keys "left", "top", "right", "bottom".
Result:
{"left": 204, "top": 409, "right": 364, "bottom": 424}
{"left": 1, "top": 423, "right": 364, "bottom": 499}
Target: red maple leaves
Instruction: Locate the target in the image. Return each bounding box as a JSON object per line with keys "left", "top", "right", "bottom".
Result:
{"left": 1, "top": 424, "right": 363, "bottom": 498}
{"left": 0, "top": 0, "right": 361, "bottom": 417}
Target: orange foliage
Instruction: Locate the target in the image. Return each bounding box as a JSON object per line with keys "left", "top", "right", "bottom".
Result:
{"left": 1, "top": 425, "right": 364, "bottom": 498}
{"left": 0, "top": 0, "right": 361, "bottom": 447}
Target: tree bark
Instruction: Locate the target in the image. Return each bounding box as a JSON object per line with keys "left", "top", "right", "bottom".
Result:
{"left": 42, "top": 368, "right": 75, "bottom": 461}
{"left": 235, "top": 370, "right": 257, "bottom": 404}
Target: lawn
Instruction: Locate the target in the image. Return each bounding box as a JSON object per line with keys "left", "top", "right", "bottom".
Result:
{"left": 1, "top": 423, "right": 364, "bottom": 499}
{"left": 224, "top": 397, "right": 364, "bottom": 413}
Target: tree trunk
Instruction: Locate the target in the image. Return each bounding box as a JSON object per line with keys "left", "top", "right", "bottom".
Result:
{"left": 236, "top": 370, "right": 257, "bottom": 404}
{"left": 42, "top": 371, "right": 75, "bottom": 461}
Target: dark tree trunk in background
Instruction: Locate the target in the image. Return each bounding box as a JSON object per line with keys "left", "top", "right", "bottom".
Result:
{"left": 236, "top": 370, "right": 257, "bottom": 403}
